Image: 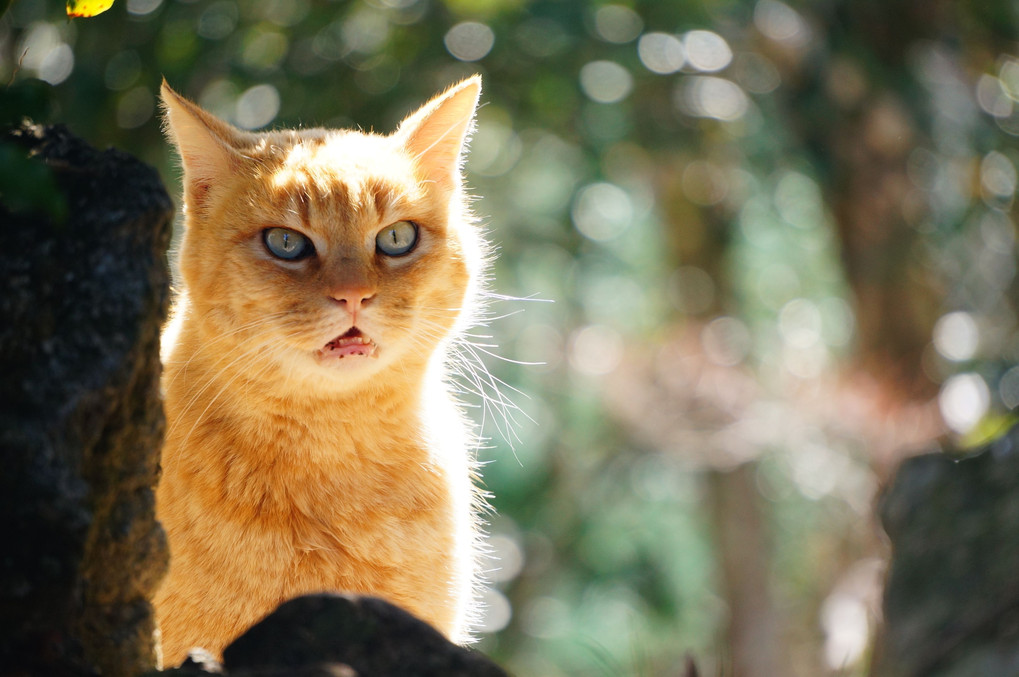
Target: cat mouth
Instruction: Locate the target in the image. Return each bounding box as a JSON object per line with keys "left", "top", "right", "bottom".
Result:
{"left": 319, "top": 327, "right": 378, "bottom": 359}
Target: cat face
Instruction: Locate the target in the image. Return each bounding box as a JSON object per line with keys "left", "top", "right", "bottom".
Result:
{"left": 162, "top": 79, "right": 484, "bottom": 393}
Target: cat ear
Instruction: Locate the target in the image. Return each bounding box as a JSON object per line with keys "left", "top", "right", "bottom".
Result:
{"left": 396, "top": 76, "right": 481, "bottom": 192}
{"left": 160, "top": 80, "right": 246, "bottom": 216}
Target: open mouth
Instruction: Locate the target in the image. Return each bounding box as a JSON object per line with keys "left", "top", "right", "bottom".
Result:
{"left": 319, "top": 327, "right": 378, "bottom": 359}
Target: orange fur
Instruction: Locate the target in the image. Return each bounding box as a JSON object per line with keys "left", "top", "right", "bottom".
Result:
{"left": 154, "top": 78, "right": 487, "bottom": 666}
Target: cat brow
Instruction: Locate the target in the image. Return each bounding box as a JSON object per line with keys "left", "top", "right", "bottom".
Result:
{"left": 367, "top": 179, "right": 396, "bottom": 217}
{"left": 295, "top": 190, "right": 310, "bottom": 226}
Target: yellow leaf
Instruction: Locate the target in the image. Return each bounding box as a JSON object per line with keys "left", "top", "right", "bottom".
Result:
{"left": 66, "top": 0, "right": 115, "bottom": 18}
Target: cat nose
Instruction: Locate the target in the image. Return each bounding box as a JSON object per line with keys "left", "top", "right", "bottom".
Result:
{"left": 329, "top": 287, "right": 376, "bottom": 314}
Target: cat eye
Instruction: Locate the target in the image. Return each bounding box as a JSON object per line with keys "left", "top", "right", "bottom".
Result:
{"left": 263, "top": 227, "right": 315, "bottom": 260}
{"left": 376, "top": 221, "right": 419, "bottom": 257}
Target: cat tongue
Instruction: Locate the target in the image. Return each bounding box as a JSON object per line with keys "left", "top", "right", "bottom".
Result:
{"left": 323, "top": 328, "right": 377, "bottom": 358}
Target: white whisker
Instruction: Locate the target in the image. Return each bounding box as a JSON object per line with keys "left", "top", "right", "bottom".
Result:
{"left": 168, "top": 326, "right": 305, "bottom": 453}
{"left": 465, "top": 342, "right": 545, "bottom": 367}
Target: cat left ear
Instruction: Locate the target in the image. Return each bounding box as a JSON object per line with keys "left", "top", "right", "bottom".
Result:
{"left": 396, "top": 76, "right": 481, "bottom": 193}
{"left": 160, "top": 80, "right": 247, "bottom": 217}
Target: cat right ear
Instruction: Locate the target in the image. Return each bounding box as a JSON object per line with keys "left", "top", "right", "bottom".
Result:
{"left": 160, "top": 80, "right": 244, "bottom": 216}
{"left": 396, "top": 76, "right": 482, "bottom": 194}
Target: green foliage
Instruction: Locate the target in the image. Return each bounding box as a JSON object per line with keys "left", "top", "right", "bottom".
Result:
{"left": 0, "top": 79, "right": 66, "bottom": 222}
{"left": 0, "top": 78, "right": 53, "bottom": 125}
{"left": 0, "top": 140, "right": 67, "bottom": 223}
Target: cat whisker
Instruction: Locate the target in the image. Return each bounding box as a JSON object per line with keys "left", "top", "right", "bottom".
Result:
{"left": 173, "top": 352, "right": 287, "bottom": 460}
{"left": 166, "top": 319, "right": 288, "bottom": 414}
{"left": 480, "top": 291, "right": 553, "bottom": 304}
{"left": 465, "top": 343, "right": 545, "bottom": 367}
{"left": 406, "top": 303, "right": 534, "bottom": 451}
{"left": 473, "top": 292, "right": 552, "bottom": 327}
{"left": 454, "top": 341, "right": 531, "bottom": 410}
{"left": 167, "top": 325, "right": 303, "bottom": 441}
{"left": 162, "top": 311, "right": 296, "bottom": 390}
{"left": 447, "top": 342, "right": 528, "bottom": 451}
{"left": 174, "top": 329, "right": 304, "bottom": 455}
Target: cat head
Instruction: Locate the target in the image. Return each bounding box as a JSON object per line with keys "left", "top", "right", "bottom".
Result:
{"left": 161, "top": 77, "right": 485, "bottom": 394}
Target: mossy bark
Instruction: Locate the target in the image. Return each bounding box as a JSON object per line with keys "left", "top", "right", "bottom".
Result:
{"left": 0, "top": 122, "right": 172, "bottom": 677}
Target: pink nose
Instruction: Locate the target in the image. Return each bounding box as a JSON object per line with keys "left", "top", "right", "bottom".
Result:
{"left": 330, "top": 288, "right": 376, "bottom": 314}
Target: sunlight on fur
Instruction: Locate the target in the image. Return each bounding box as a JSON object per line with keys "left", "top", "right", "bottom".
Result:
{"left": 153, "top": 76, "right": 505, "bottom": 666}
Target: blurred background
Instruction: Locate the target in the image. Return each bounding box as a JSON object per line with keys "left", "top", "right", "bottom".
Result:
{"left": 3, "top": 0, "right": 1018, "bottom": 674}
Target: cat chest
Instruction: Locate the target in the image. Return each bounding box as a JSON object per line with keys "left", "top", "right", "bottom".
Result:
{"left": 221, "top": 456, "right": 456, "bottom": 566}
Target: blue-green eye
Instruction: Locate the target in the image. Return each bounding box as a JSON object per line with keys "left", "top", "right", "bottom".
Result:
{"left": 376, "top": 221, "right": 418, "bottom": 257}
{"left": 263, "top": 227, "right": 314, "bottom": 260}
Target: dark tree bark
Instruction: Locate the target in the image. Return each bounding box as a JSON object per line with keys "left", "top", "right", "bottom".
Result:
{"left": 0, "top": 122, "right": 173, "bottom": 676}
{"left": 874, "top": 424, "right": 1019, "bottom": 676}
{"left": 157, "top": 594, "right": 509, "bottom": 677}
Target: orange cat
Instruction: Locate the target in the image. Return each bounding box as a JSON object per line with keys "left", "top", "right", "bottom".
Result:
{"left": 154, "top": 77, "right": 487, "bottom": 666}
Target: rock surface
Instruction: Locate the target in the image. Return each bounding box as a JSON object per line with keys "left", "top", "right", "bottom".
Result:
{"left": 157, "top": 594, "right": 509, "bottom": 677}
{"left": 0, "top": 122, "right": 172, "bottom": 676}
{"left": 875, "top": 424, "right": 1019, "bottom": 676}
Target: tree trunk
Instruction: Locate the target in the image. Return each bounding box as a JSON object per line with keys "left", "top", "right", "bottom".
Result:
{"left": 0, "top": 122, "right": 173, "bottom": 676}
{"left": 708, "top": 465, "right": 786, "bottom": 677}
